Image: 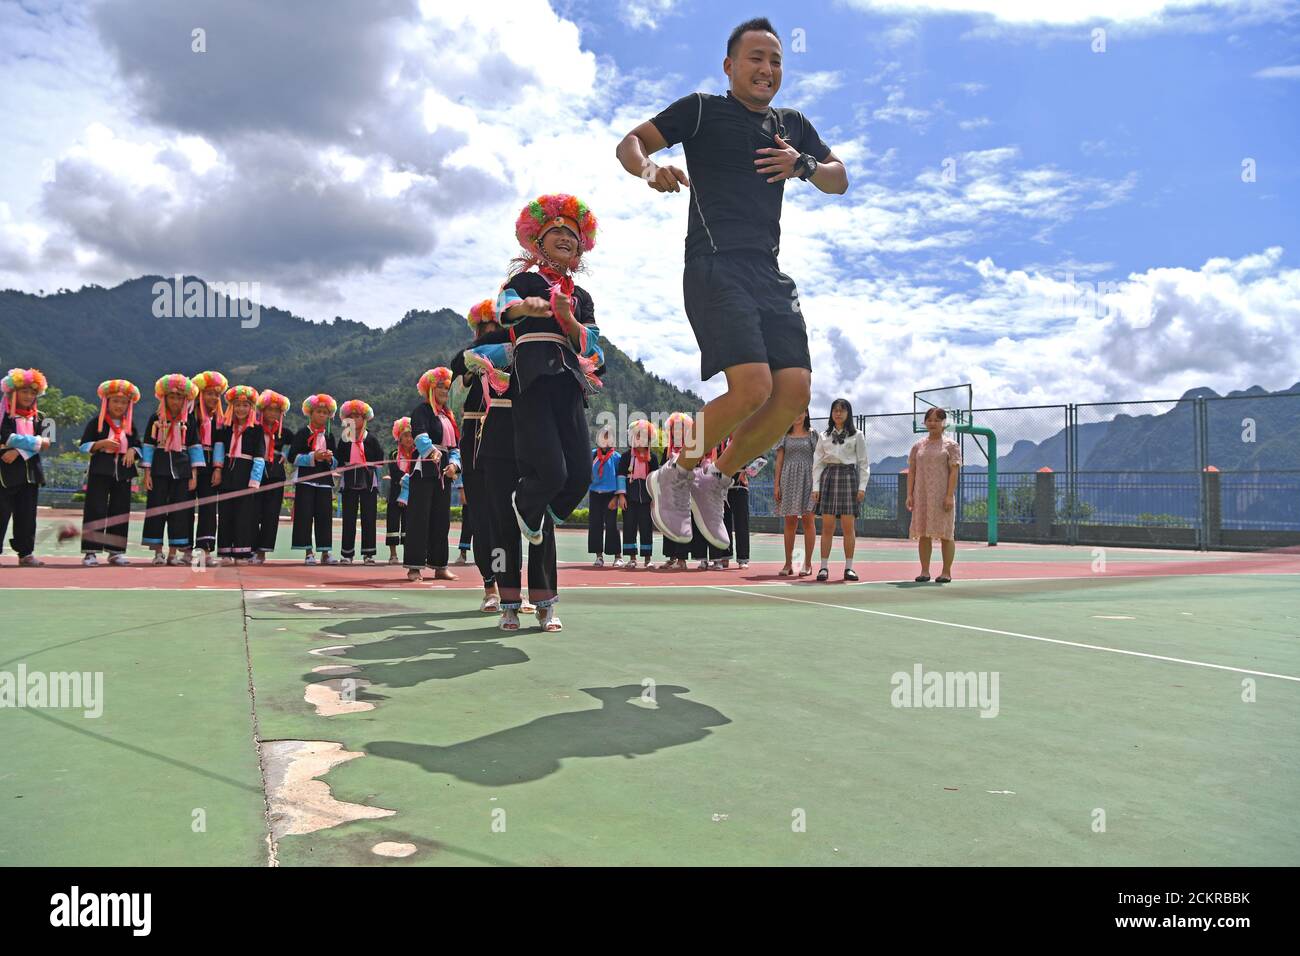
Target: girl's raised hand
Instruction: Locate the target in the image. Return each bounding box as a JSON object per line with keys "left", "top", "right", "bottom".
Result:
{"left": 519, "top": 296, "right": 552, "bottom": 317}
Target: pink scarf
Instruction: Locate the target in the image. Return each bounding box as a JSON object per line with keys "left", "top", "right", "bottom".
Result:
{"left": 12, "top": 407, "right": 35, "bottom": 437}
{"left": 108, "top": 418, "right": 128, "bottom": 454}
{"left": 349, "top": 437, "right": 367, "bottom": 466}
{"left": 230, "top": 419, "right": 250, "bottom": 458}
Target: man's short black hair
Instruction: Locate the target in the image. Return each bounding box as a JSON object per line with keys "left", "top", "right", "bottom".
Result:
{"left": 727, "top": 17, "right": 779, "bottom": 58}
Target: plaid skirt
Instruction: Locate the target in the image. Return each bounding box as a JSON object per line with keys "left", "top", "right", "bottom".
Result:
{"left": 816, "top": 464, "right": 860, "bottom": 517}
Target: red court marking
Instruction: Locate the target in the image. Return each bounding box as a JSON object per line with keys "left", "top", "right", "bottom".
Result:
{"left": 3, "top": 552, "right": 1298, "bottom": 590}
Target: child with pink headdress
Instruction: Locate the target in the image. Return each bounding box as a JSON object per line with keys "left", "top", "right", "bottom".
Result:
{"left": 252, "top": 389, "right": 291, "bottom": 563}
{"left": 189, "top": 370, "right": 229, "bottom": 565}
{"left": 336, "top": 399, "right": 384, "bottom": 565}
{"left": 290, "top": 394, "right": 339, "bottom": 564}
{"left": 78, "top": 379, "right": 143, "bottom": 565}
{"left": 141, "top": 374, "right": 203, "bottom": 565}
{"left": 0, "top": 368, "right": 54, "bottom": 566}
{"left": 385, "top": 416, "right": 416, "bottom": 564}
{"left": 403, "top": 368, "right": 461, "bottom": 581}
{"left": 213, "top": 385, "right": 266, "bottom": 563}
{"left": 495, "top": 192, "right": 607, "bottom": 631}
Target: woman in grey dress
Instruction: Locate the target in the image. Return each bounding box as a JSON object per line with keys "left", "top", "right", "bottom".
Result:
{"left": 774, "top": 409, "right": 818, "bottom": 576}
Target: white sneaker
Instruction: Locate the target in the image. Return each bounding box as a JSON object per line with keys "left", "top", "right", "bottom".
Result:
{"left": 304, "top": 553, "right": 318, "bottom": 565}
{"left": 363, "top": 556, "right": 376, "bottom": 565}
{"left": 339, "top": 556, "right": 353, "bottom": 565}
{"left": 82, "top": 553, "right": 99, "bottom": 567}
{"left": 152, "top": 551, "right": 167, "bottom": 566}
{"left": 320, "top": 553, "right": 339, "bottom": 565}
{"left": 592, "top": 556, "right": 605, "bottom": 568}
{"left": 109, "top": 554, "right": 130, "bottom": 566}
{"left": 738, "top": 560, "right": 749, "bottom": 569}
{"left": 612, "top": 556, "right": 626, "bottom": 568}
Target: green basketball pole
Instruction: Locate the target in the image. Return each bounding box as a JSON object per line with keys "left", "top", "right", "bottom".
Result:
{"left": 956, "top": 423, "right": 997, "bottom": 546}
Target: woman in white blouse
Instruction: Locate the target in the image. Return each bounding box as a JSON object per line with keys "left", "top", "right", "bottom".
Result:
{"left": 811, "top": 398, "right": 870, "bottom": 582}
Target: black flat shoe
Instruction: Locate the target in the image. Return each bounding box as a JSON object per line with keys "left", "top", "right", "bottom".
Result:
{"left": 936, "top": 575, "right": 952, "bottom": 584}
{"left": 816, "top": 568, "right": 829, "bottom": 582}
{"left": 844, "top": 569, "right": 859, "bottom": 582}
{"left": 914, "top": 574, "right": 931, "bottom": 583}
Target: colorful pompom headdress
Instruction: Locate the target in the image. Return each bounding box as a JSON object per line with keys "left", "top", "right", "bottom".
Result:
{"left": 191, "top": 370, "right": 229, "bottom": 425}
{"left": 1, "top": 367, "right": 48, "bottom": 418}
{"left": 339, "top": 399, "right": 374, "bottom": 421}
{"left": 257, "top": 389, "right": 290, "bottom": 415}
{"left": 515, "top": 193, "right": 597, "bottom": 257}
{"left": 467, "top": 298, "right": 497, "bottom": 334}
{"left": 154, "top": 373, "right": 198, "bottom": 410}
{"left": 97, "top": 379, "right": 142, "bottom": 432}
{"left": 628, "top": 418, "right": 659, "bottom": 447}
{"left": 301, "top": 393, "right": 338, "bottom": 418}
{"left": 224, "top": 385, "right": 259, "bottom": 423}
{"left": 392, "top": 416, "right": 413, "bottom": 441}
{"left": 663, "top": 412, "right": 694, "bottom": 455}
{"left": 417, "top": 368, "right": 454, "bottom": 407}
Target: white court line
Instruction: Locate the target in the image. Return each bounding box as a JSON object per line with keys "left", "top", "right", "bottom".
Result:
{"left": 3, "top": 569, "right": 1298, "bottom": 594}
{"left": 709, "top": 586, "right": 1300, "bottom": 684}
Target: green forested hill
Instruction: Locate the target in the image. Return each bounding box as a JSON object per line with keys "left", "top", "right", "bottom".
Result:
{"left": 0, "top": 276, "right": 701, "bottom": 444}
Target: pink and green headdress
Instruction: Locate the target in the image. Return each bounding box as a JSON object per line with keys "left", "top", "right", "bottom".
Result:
{"left": 515, "top": 193, "right": 597, "bottom": 256}
{"left": 256, "top": 389, "right": 290, "bottom": 415}
{"left": 191, "top": 370, "right": 229, "bottom": 424}
{"left": 417, "top": 368, "right": 454, "bottom": 408}
{"left": 467, "top": 298, "right": 498, "bottom": 336}
{"left": 154, "top": 373, "right": 198, "bottom": 415}
{"left": 301, "top": 393, "right": 338, "bottom": 418}
{"left": 663, "top": 412, "right": 694, "bottom": 456}
{"left": 97, "top": 379, "right": 141, "bottom": 431}
{"left": 628, "top": 418, "right": 658, "bottom": 448}
{"left": 392, "top": 416, "right": 413, "bottom": 441}
{"left": 224, "top": 385, "right": 259, "bottom": 423}
{"left": 1, "top": 367, "right": 48, "bottom": 417}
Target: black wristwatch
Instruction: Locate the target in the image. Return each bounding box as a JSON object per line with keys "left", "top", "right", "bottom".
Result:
{"left": 796, "top": 153, "right": 818, "bottom": 181}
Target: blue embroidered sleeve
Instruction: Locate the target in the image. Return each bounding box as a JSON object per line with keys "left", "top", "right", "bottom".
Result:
{"left": 250, "top": 458, "right": 266, "bottom": 485}
{"left": 414, "top": 433, "right": 434, "bottom": 457}
{"left": 188, "top": 444, "right": 205, "bottom": 467}
{"left": 140, "top": 444, "right": 155, "bottom": 467}
{"left": 213, "top": 442, "right": 226, "bottom": 465}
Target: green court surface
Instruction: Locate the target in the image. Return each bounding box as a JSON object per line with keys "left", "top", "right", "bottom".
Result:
{"left": 3, "top": 528, "right": 1299, "bottom": 868}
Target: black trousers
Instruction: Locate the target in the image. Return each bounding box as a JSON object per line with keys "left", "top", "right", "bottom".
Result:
{"left": 254, "top": 485, "right": 285, "bottom": 554}
{"left": 403, "top": 473, "right": 451, "bottom": 570}
{"left": 722, "top": 487, "right": 750, "bottom": 561}
{"left": 341, "top": 489, "right": 378, "bottom": 558}
{"left": 192, "top": 465, "right": 218, "bottom": 551}
{"left": 142, "top": 472, "right": 195, "bottom": 548}
{"left": 458, "top": 496, "right": 474, "bottom": 550}
{"left": 513, "top": 372, "right": 590, "bottom": 529}
{"left": 81, "top": 474, "right": 132, "bottom": 554}
{"left": 460, "top": 463, "right": 496, "bottom": 586}
{"left": 0, "top": 482, "right": 39, "bottom": 557}
{"left": 622, "top": 497, "right": 653, "bottom": 557}
{"left": 217, "top": 485, "right": 258, "bottom": 558}
{"left": 292, "top": 484, "right": 334, "bottom": 551}
{"left": 485, "top": 454, "right": 554, "bottom": 608}
{"left": 587, "top": 490, "right": 621, "bottom": 554}
{"left": 385, "top": 485, "right": 406, "bottom": 547}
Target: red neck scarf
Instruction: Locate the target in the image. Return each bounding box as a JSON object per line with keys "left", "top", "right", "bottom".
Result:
{"left": 198, "top": 401, "right": 218, "bottom": 445}
{"left": 261, "top": 418, "right": 281, "bottom": 461}
{"left": 397, "top": 445, "right": 416, "bottom": 475}
{"left": 231, "top": 416, "right": 251, "bottom": 457}
{"left": 629, "top": 445, "right": 651, "bottom": 481}
{"left": 593, "top": 446, "right": 615, "bottom": 477}
{"left": 536, "top": 265, "right": 588, "bottom": 355}
{"left": 107, "top": 417, "right": 128, "bottom": 453}
{"left": 157, "top": 403, "right": 188, "bottom": 453}
{"left": 308, "top": 425, "right": 327, "bottom": 452}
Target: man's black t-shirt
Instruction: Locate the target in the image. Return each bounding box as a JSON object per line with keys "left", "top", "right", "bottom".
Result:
{"left": 650, "top": 91, "right": 831, "bottom": 262}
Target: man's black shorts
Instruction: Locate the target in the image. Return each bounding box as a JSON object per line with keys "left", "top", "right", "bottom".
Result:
{"left": 682, "top": 251, "right": 812, "bottom": 381}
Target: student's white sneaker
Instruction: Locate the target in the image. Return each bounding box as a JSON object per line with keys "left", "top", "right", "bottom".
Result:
{"left": 109, "top": 554, "right": 130, "bottom": 566}
{"left": 737, "top": 560, "right": 749, "bottom": 569}
{"left": 320, "top": 553, "right": 339, "bottom": 565}
{"left": 251, "top": 553, "right": 267, "bottom": 565}
{"left": 612, "top": 556, "right": 626, "bottom": 568}
{"left": 592, "top": 556, "right": 605, "bottom": 567}
{"left": 363, "top": 556, "right": 377, "bottom": 565}
{"left": 339, "top": 556, "right": 353, "bottom": 565}
{"left": 697, "top": 560, "right": 710, "bottom": 570}
{"left": 152, "top": 551, "right": 167, "bottom": 566}
{"left": 18, "top": 555, "right": 44, "bottom": 567}
{"left": 304, "top": 553, "right": 318, "bottom": 565}
{"left": 82, "top": 553, "right": 99, "bottom": 567}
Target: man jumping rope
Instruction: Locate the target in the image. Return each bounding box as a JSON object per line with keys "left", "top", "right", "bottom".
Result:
{"left": 616, "top": 15, "right": 848, "bottom": 549}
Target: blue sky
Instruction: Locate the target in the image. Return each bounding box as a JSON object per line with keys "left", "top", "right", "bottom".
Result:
{"left": 1, "top": 0, "right": 1297, "bottom": 424}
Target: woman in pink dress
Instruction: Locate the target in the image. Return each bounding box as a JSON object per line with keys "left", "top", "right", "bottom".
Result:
{"left": 906, "top": 407, "right": 962, "bottom": 583}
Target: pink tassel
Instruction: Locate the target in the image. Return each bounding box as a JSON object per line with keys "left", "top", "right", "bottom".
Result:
{"left": 578, "top": 354, "right": 603, "bottom": 391}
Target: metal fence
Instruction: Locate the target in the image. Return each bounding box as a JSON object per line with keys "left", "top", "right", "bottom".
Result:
{"left": 746, "top": 392, "right": 1300, "bottom": 550}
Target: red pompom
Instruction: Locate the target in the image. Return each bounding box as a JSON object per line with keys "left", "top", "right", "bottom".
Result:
{"left": 56, "top": 521, "right": 79, "bottom": 542}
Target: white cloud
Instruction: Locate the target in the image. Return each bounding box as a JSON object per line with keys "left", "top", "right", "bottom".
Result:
{"left": 959, "top": 116, "right": 991, "bottom": 130}
{"left": 838, "top": 1, "right": 1283, "bottom": 27}
{"left": 1253, "top": 64, "right": 1300, "bottom": 79}
{"left": 619, "top": 0, "right": 681, "bottom": 31}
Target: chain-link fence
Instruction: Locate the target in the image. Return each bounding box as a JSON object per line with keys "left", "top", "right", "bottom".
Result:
{"left": 745, "top": 393, "right": 1300, "bottom": 550}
